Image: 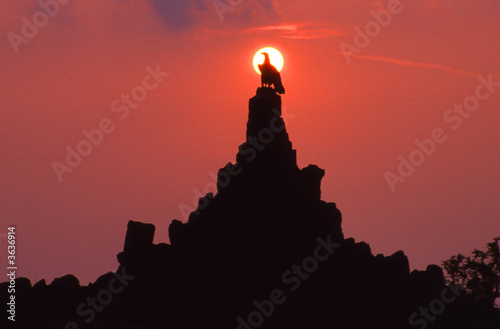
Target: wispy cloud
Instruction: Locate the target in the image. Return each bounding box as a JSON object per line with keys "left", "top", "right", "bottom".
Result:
{"left": 253, "top": 23, "right": 347, "bottom": 39}
{"left": 198, "top": 22, "right": 347, "bottom": 40}
{"left": 147, "top": 0, "right": 279, "bottom": 32}
{"left": 145, "top": 0, "right": 344, "bottom": 39}
{"left": 339, "top": 53, "right": 500, "bottom": 79}
{"left": 147, "top": 0, "right": 206, "bottom": 31}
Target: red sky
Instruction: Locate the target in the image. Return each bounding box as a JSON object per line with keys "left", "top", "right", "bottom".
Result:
{"left": 1, "top": 0, "right": 499, "bottom": 285}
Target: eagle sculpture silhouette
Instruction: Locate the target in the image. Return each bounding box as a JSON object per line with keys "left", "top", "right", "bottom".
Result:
{"left": 258, "top": 52, "right": 285, "bottom": 94}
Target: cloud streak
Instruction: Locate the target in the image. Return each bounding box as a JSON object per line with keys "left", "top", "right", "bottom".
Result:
{"left": 198, "top": 22, "right": 347, "bottom": 40}
{"left": 254, "top": 23, "right": 347, "bottom": 39}
{"left": 339, "top": 53, "right": 500, "bottom": 80}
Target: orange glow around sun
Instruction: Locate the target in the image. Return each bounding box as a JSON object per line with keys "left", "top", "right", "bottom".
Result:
{"left": 253, "top": 47, "right": 284, "bottom": 74}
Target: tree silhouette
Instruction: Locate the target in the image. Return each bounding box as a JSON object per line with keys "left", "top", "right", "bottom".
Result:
{"left": 442, "top": 237, "right": 500, "bottom": 307}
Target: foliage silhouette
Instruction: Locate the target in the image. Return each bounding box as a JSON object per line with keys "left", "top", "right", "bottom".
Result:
{"left": 442, "top": 237, "right": 500, "bottom": 307}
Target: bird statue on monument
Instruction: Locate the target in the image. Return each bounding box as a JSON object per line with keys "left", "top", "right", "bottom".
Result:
{"left": 258, "top": 52, "right": 285, "bottom": 94}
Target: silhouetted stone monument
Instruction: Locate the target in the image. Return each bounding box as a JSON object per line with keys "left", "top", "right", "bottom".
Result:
{"left": 2, "top": 88, "right": 499, "bottom": 329}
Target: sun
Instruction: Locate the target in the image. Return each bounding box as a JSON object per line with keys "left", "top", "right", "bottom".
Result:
{"left": 253, "top": 47, "right": 284, "bottom": 74}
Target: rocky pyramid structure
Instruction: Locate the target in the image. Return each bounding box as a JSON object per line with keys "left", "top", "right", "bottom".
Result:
{"left": 2, "top": 88, "right": 500, "bottom": 329}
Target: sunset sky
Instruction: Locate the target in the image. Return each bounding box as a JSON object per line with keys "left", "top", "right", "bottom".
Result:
{"left": 1, "top": 0, "right": 499, "bottom": 285}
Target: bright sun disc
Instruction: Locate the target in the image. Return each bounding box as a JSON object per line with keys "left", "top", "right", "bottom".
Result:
{"left": 253, "top": 47, "right": 284, "bottom": 74}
